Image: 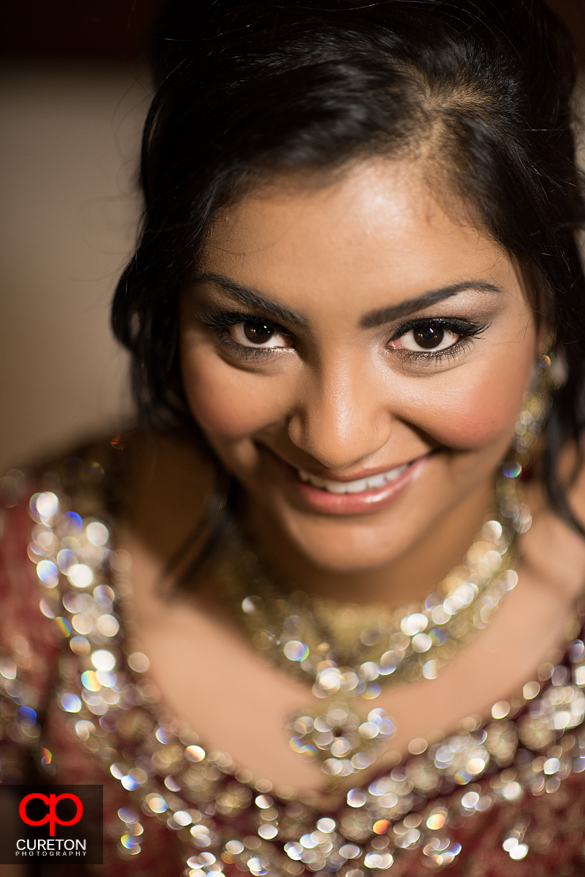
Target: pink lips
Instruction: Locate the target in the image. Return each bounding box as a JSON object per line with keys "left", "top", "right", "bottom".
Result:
{"left": 270, "top": 453, "right": 429, "bottom": 516}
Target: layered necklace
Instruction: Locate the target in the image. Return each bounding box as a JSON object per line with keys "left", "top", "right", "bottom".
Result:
{"left": 217, "top": 357, "right": 554, "bottom": 781}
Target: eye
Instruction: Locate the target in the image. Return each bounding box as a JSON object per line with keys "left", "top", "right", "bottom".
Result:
{"left": 229, "top": 320, "right": 291, "bottom": 349}
{"left": 390, "top": 324, "right": 459, "bottom": 353}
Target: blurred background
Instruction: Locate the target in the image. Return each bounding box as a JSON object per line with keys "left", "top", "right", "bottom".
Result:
{"left": 0, "top": 0, "right": 584, "bottom": 473}
{"left": 0, "top": 0, "right": 159, "bottom": 472}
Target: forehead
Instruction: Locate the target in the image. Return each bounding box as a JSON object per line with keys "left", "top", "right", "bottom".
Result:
{"left": 202, "top": 159, "right": 522, "bottom": 313}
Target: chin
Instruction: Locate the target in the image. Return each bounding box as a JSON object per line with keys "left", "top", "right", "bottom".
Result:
{"left": 274, "top": 507, "right": 422, "bottom": 574}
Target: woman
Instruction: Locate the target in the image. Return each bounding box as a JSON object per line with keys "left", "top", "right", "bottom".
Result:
{"left": 2, "top": 0, "right": 585, "bottom": 873}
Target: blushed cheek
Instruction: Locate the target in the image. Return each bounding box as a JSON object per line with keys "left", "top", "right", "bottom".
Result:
{"left": 413, "top": 366, "right": 531, "bottom": 451}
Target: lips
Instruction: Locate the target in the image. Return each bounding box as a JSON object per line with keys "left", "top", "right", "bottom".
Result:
{"left": 298, "top": 462, "right": 410, "bottom": 495}
{"left": 264, "top": 450, "right": 429, "bottom": 516}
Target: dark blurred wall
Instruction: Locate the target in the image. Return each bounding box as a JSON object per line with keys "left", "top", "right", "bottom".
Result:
{"left": 0, "top": 0, "right": 161, "bottom": 60}
{"left": 1, "top": 0, "right": 583, "bottom": 65}
{"left": 0, "top": 1, "right": 163, "bottom": 470}
{"left": 548, "top": 0, "right": 585, "bottom": 64}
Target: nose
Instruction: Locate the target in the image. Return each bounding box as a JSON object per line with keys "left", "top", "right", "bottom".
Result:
{"left": 286, "top": 360, "right": 394, "bottom": 471}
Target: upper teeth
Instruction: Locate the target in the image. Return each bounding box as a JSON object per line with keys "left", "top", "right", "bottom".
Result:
{"left": 298, "top": 463, "right": 409, "bottom": 494}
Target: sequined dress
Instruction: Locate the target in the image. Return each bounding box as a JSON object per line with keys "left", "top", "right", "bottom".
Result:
{"left": 2, "top": 445, "right": 585, "bottom": 876}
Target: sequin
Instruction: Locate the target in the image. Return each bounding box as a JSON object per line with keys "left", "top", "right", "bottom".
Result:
{"left": 523, "top": 681, "right": 540, "bottom": 699}
{"left": 30, "top": 492, "right": 59, "bottom": 522}
{"left": 364, "top": 851, "right": 394, "bottom": 869}
{"left": 422, "top": 660, "right": 439, "bottom": 679}
{"left": 72, "top": 614, "right": 93, "bottom": 635}
{"left": 68, "top": 563, "right": 94, "bottom": 589}
{"left": 284, "top": 641, "right": 310, "bottom": 662}
{"left": 61, "top": 693, "right": 82, "bottom": 713}
{"left": 91, "top": 649, "right": 116, "bottom": 671}
{"left": 17, "top": 706, "right": 36, "bottom": 725}
{"left": 36, "top": 559, "right": 58, "bottom": 586}
{"left": 65, "top": 511, "right": 83, "bottom": 530}
{"left": 57, "top": 549, "right": 77, "bottom": 573}
{"left": 0, "top": 658, "right": 16, "bottom": 681}
{"left": 75, "top": 720, "right": 95, "bottom": 739}
{"left": 185, "top": 744, "right": 206, "bottom": 762}
{"left": 145, "top": 793, "right": 168, "bottom": 813}
{"left": 96, "top": 614, "right": 120, "bottom": 637}
{"left": 86, "top": 521, "right": 109, "bottom": 547}
{"left": 400, "top": 613, "right": 428, "bottom": 636}
{"left": 53, "top": 617, "right": 72, "bottom": 637}
{"left": 347, "top": 789, "right": 367, "bottom": 808}
{"left": 94, "top": 584, "right": 115, "bottom": 606}
{"left": 491, "top": 701, "right": 511, "bottom": 719}
{"left": 505, "top": 840, "right": 529, "bottom": 860}
{"left": 39, "top": 598, "right": 58, "bottom": 619}
{"left": 412, "top": 633, "right": 432, "bottom": 652}
{"left": 81, "top": 670, "right": 101, "bottom": 692}
{"left": 70, "top": 635, "right": 90, "bottom": 655}
{"left": 128, "top": 651, "right": 150, "bottom": 673}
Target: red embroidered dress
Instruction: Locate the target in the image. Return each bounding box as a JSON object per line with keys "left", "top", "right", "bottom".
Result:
{"left": 2, "top": 448, "right": 585, "bottom": 876}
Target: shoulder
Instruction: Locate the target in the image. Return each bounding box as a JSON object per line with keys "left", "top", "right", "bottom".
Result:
{"left": 1, "top": 427, "right": 217, "bottom": 601}
{"left": 0, "top": 432, "right": 125, "bottom": 614}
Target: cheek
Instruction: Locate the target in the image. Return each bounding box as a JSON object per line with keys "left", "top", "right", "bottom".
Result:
{"left": 181, "top": 349, "right": 280, "bottom": 442}
{"left": 408, "top": 363, "right": 531, "bottom": 451}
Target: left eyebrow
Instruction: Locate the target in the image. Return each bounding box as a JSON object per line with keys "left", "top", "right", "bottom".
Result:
{"left": 359, "top": 280, "right": 502, "bottom": 328}
{"left": 192, "top": 271, "right": 309, "bottom": 327}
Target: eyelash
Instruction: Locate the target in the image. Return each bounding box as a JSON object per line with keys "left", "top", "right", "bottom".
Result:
{"left": 388, "top": 318, "right": 488, "bottom": 363}
{"left": 198, "top": 310, "right": 488, "bottom": 363}
{"left": 198, "top": 310, "right": 290, "bottom": 359}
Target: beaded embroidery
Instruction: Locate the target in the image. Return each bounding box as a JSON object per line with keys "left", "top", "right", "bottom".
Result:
{"left": 2, "top": 466, "right": 585, "bottom": 875}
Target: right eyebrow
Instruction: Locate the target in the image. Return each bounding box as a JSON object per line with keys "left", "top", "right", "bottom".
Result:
{"left": 192, "top": 271, "right": 309, "bottom": 327}
{"left": 360, "top": 280, "right": 502, "bottom": 328}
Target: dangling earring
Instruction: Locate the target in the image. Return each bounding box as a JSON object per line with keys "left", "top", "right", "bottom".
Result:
{"left": 499, "top": 339, "right": 557, "bottom": 533}
{"left": 513, "top": 349, "right": 555, "bottom": 464}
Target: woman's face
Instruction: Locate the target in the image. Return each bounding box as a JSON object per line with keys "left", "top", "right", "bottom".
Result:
{"left": 180, "top": 159, "right": 540, "bottom": 575}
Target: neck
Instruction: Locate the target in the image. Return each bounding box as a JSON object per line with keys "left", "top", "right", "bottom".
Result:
{"left": 245, "top": 478, "right": 495, "bottom": 607}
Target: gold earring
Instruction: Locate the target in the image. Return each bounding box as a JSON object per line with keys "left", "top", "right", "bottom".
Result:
{"left": 498, "top": 341, "right": 556, "bottom": 533}
{"left": 512, "top": 351, "right": 554, "bottom": 464}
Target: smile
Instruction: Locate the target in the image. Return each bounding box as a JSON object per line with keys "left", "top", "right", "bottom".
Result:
{"left": 297, "top": 463, "right": 410, "bottom": 494}
{"left": 266, "top": 450, "right": 429, "bottom": 516}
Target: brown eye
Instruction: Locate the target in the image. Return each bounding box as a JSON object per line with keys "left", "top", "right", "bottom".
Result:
{"left": 393, "top": 324, "right": 459, "bottom": 354}
{"left": 228, "top": 320, "right": 291, "bottom": 349}
{"left": 243, "top": 322, "right": 275, "bottom": 344}
{"left": 412, "top": 326, "right": 445, "bottom": 349}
